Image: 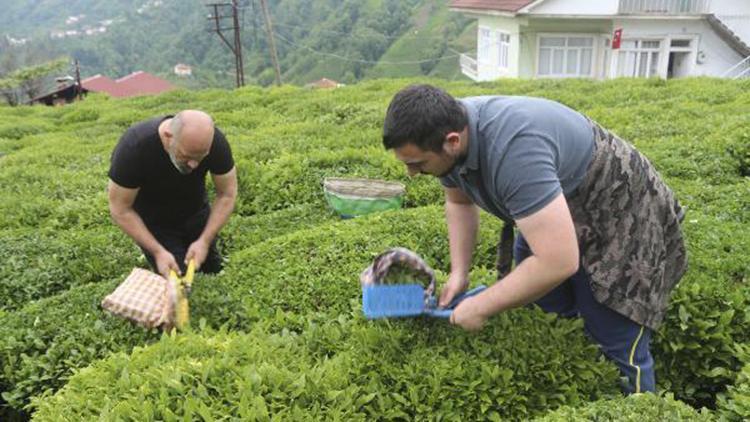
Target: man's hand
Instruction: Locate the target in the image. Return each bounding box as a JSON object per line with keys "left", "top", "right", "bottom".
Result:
{"left": 449, "top": 296, "right": 488, "bottom": 331}
{"left": 186, "top": 238, "right": 209, "bottom": 270}
{"left": 439, "top": 272, "right": 469, "bottom": 307}
{"left": 155, "top": 249, "right": 180, "bottom": 279}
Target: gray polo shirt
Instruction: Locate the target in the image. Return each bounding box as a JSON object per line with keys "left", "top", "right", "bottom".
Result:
{"left": 440, "top": 96, "right": 594, "bottom": 221}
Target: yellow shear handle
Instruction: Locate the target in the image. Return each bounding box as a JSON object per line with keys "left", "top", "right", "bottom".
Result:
{"left": 169, "top": 259, "right": 196, "bottom": 284}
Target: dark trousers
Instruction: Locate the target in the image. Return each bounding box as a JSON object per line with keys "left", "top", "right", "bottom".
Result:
{"left": 514, "top": 234, "right": 655, "bottom": 394}
{"left": 141, "top": 206, "right": 223, "bottom": 275}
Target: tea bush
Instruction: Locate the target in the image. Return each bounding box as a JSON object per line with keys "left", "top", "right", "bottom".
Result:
{"left": 0, "top": 206, "right": 505, "bottom": 410}
{"left": 1, "top": 77, "right": 748, "bottom": 418}
{"left": 31, "top": 308, "right": 620, "bottom": 420}
{"left": 717, "top": 358, "right": 750, "bottom": 421}
{"left": 534, "top": 392, "right": 712, "bottom": 421}
{"left": 0, "top": 228, "right": 140, "bottom": 311}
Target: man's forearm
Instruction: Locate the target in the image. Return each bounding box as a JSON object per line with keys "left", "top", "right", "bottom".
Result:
{"left": 199, "top": 193, "right": 236, "bottom": 244}
{"left": 111, "top": 208, "right": 164, "bottom": 256}
{"left": 475, "top": 254, "right": 576, "bottom": 318}
{"left": 445, "top": 201, "right": 479, "bottom": 278}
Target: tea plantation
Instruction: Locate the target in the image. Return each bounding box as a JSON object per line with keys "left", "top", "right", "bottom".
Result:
{"left": 0, "top": 77, "right": 748, "bottom": 420}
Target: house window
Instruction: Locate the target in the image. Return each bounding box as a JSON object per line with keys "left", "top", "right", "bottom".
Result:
{"left": 479, "top": 27, "right": 491, "bottom": 62}
{"left": 538, "top": 36, "right": 594, "bottom": 77}
{"left": 617, "top": 40, "right": 661, "bottom": 78}
{"left": 497, "top": 31, "right": 510, "bottom": 69}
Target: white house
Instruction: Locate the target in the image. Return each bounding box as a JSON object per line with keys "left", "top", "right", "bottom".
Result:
{"left": 173, "top": 63, "right": 193, "bottom": 77}
{"left": 451, "top": 0, "right": 750, "bottom": 81}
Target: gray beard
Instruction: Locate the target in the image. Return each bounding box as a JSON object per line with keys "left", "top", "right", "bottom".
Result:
{"left": 169, "top": 151, "right": 192, "bottom": 174}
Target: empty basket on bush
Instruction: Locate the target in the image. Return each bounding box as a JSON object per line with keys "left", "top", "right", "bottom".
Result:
{"left": 323, "top": 177, "right": 406, "bottom": 218}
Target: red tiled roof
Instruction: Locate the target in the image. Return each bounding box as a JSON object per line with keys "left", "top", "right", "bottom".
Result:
{"left": 81, "top": 74, "right": 118, "bottom": 92}
{"left": 81, "top": 71, "right": 174, "bottom": 98}
{"left": 449, "top": 0, "right": 537, "bottom": 13}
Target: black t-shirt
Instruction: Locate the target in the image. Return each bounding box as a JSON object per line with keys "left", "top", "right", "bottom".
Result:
{"left": 108, "top": 116, "right": 234, "bottom": 226}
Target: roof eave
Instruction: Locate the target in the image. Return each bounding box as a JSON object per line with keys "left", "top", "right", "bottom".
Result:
{"left": 517, "top": 0, "right": 548, "bottom": 14}
{"left": 449, "top": 7, "right": 517, "bottom": 18}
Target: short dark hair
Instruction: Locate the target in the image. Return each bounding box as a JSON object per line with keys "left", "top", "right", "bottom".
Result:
{"left": 383, "top": 84, "right": 468, "bottom": 152}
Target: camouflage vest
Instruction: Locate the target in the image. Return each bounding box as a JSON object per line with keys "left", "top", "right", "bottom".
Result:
{"left": 497, "top": 121, "right": 687, "bottom": 330}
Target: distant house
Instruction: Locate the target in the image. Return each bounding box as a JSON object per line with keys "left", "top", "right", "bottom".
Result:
{"left": 451, "top": 0, "right": 750, "bottom": 81}
{"left": 304, "top": 78, "right": 344, "bottom": 89}
{"left": 82, "top": 71, "right": 175, "bottom": 97}
{"left": 173, "top": 63, "right": 192, "bottom": 77}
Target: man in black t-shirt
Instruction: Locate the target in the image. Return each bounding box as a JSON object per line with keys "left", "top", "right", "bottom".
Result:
{"left": 108, "top": 110, "right": 237, "bottom": 278}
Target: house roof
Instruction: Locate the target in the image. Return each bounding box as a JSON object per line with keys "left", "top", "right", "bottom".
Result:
{"left": 449, "top": 0, "right": 537, "bottom": 13}
{"left": 81, "top": 74, "right": 118, "bottom": 92}
{"left": 305, "top": 78, "right": 341, "bottom": 89}
{"left": 81, "top": 71, "right": 174, "bottom": 98}
{"left": 28, "top": 83, "right": 87, "bottom": 105}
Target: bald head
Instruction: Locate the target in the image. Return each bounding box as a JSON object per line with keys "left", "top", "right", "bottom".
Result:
{"left": 164, "top": 110, "right": 215, "bottom": 174}
{"left": 171, "top": 110, "right": 214, "bottom": 154}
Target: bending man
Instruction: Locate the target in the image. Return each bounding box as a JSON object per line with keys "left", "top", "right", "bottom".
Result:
{"left": 382, "top": 85, "right": 686, "bottom": 394}
{"left": 108, "top": 110, "right": 237, "bottom": 278}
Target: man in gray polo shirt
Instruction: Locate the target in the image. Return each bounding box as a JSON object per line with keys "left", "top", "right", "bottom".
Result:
{"left": 382, "top": 84, "right": 686, "bottom": 394}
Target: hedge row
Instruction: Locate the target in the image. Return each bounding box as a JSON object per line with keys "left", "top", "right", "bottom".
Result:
{"left": 534, "top": 392, "right": 712, "bottom": 421}
{"left": 0, "top": 227, "right": 140, "bottom": 311}
{"left": 0, "top": 206, "right": 505, "bottom": 411}
{"left": 1, "top": 78, "right": 748, "bottom": 417}
{"left": 31, "top": 311, "right": 619, "bottom": 420}
{"left": 717, "top": 351, "right": 750, "bottom": 421}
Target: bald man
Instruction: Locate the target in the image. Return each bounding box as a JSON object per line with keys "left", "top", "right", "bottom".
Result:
{"left": 108, "top": 110, "right": 237, "bottom": 278}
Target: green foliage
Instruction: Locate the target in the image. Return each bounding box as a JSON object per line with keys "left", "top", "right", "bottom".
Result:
{"left": 0, "top": 207, "right": 501, "bottom": 410}
{"left": 534, "top": 392, "right": 713, "bottom": 421}
{"left": 717, "top": 348, "right": 750, "bottom": 421}
{"left": 32, "top": 307, "right": 620, "bottom": 420}
{"left": 0, "top": 77, "right": 748, "bottom": 419}
{"left": 0, "top": 228, "right": 140, "bottom": 312}
{"left": 727, "top": 130, "right": 750, "bottom": 177}
{"left": 0, "top": 58, "right": 69, "bottom": 105}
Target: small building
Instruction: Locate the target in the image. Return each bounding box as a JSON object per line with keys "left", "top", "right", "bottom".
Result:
{"left": 451, "top": 0, "right": 750, "bottom": 81}
{"left": 28, "top": 82, "right": 86, "bottom": 106}
{"left": 173, "top": 63, "right": 192, "bottom": 77}
{"left": 304, "top": 77, "right": 343, "bottom": 89}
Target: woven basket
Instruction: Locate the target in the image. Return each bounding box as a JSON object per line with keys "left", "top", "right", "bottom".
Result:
{"left": 323, "top": 177, "right": 406, "bottom": 218}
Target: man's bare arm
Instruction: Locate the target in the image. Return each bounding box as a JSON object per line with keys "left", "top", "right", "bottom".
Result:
{"left": 200, "top": 167, "right": 237, "bottom": 245}
{"left": 439, "top": 186, "right": 479, "bottom": 306}
{"left": 451, "top": 193, "right": 579, "bottom": 329}
{"left": 108, "top": 179, "right": 177, "bottom": 276}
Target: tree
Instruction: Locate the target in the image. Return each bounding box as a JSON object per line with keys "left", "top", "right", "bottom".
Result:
{"left": 0, "top": 58, "right": 69, "bottom": 105}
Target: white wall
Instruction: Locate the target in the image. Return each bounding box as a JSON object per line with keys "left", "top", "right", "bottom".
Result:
{"left": 711, "top": 0, "right": 750, "bottom": 15}
{"left": 712, "top": 0, "right": 750, "bottom": 47}
{"left": 476, "top": 16, "right": 524, "bottom": 80}
{"left": 612, "top": 18, "right": 744, "bottom": 76}
{"left": 528, "top": 0, "right": 619, "bottom": 16}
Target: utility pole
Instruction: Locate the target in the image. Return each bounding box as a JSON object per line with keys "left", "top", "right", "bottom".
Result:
{"left": 258, "top": 0, "right": 282, "bottom": 86}
{"left": 74, "top": 59, "right": 82, "bottom": 100}
{"left": 207, "top": 1, "right": 245, "bottom": 87}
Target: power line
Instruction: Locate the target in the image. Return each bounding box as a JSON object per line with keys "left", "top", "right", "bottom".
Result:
{"left": 271, "top": 21, "right": 450, "bottom": 41}
{"left": 273, "top": 30, "right": 523, "bottom": 66}
{"left": 273, "top": 31, "right": 462, "bottom": 65}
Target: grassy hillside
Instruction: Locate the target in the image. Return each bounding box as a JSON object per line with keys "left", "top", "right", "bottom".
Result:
{"left": 0, "top": 77, "right": 748, "bottom": 420}
{"left": 0, "top": 0, "right": 474, "bottom": 89}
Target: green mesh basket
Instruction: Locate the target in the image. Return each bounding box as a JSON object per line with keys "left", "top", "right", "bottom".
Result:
{"left": 323, "top": 177, "right": 406, "bottom": 218}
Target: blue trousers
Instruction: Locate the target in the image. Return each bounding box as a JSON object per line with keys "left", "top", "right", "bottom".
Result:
{"left": 514, "top": 235, "right": 655, "bottom": 394}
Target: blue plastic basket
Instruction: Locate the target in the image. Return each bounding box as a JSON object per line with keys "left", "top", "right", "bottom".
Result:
{"left": 362, "top": 284, "right": 486, "bottom": 319}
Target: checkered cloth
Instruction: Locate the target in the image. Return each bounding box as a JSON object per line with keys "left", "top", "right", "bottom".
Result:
{"left": 101, "top": 268, "right": 177, "bottom": 330}
{"left": 360, "top": 247, "right": 436, "bottom": 304}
